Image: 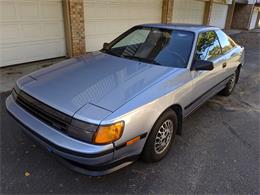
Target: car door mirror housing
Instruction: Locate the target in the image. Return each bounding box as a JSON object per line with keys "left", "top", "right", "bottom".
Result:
{"left": 103, "top": 42, "right": 110, "bottom": 50}
{"left": 191, "top": 59, "right": 214, "bottom": 71}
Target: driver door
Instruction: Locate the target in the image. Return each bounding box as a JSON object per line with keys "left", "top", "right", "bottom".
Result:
{"left": 184, "top": 31, "right": 226, "bottom": 116}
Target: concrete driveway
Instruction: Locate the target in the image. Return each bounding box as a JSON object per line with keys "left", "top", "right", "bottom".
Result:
{"left": 1, "top": 31, "right": 259, "bottom": 194}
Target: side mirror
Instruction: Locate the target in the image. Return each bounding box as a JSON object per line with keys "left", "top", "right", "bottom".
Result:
{"left": 191, "top": 59, "right": 214, "bottom": 71}
{"left": 103, "top": 42, "right": 110, "bottom": 50}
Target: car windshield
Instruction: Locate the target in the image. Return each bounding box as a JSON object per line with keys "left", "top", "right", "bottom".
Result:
{"left": 102, "top": 27, "right": 194, "bottom": 68}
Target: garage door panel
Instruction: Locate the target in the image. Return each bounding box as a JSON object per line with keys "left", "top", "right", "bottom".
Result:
{"left": 24, "top": 41, "right": 65, "bottom": 58}
{"left": 0, "top": 24, "right": 20, "bottom": 43}
{"left": 36, "top": 40, "right": 65, "bottom": 56}
{"left": 110, "top": 5, "right": 130, "bottom": 18}
{"left": 84, "top": 0, "right": 162, "bottom": 52}
{"left": 0, "top": 22, "right": 64, "bottom": 45}
{"left": 85, "top": 4, "right": 108, "bottom": 19}
{"left": 86, "top": 21, "right": 110, "bottom": 36}
{"left": 18, "top": 1, "right": 38, "bottom": 19}
{"left": 109, "top": 20, "right": 133, "bottom": 33}
{"left": 209, "top": 3, "right": 228, "bottom": 29}
{"left": 21, "top": 23, "right": 64, "bottom": 40}
{"left": 0, "top": 1, "right": 16, "bottom": 20}
{"left": 1, "top": 40, "right": 65, "bottom": 66}
{"left": 1, "top": 47, "right": 22, "bottom": 62}
{"left": 0, "top": 0, "right": 65, "bottom": 67}
{"left": 43, "top": 22, "right": 64, "bottom": 38}
{"left": 173, "top": 0, "right": 205, "bottom": 24}
{"left": 21, "top": 23, "right": 42, "bottom": 39}
{"left": 22, "top": 43, "right": 47, "bottom": 58}
{"left": 41, "top": 1, "right": 63, "bottom": 20}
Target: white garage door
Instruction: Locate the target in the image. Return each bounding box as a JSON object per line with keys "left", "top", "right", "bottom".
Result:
{"left": 249, "top": 10, "right": 258, "bottom": 30}
{"left": 172, "top": 0, "right": 205, "bottom": 24}
{"left": 84, "top": 0, "right": 163, "bottom": 52}
{"left": 209, "top": 3, "right": 228, "bottom": 29}
{"left": 0, "top": 0, "right": 66, "bottom": 67}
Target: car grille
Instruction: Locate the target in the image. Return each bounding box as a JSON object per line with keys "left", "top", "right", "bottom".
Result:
{"left": 13, "top": 89, "right": 71, "bottom": 133}
{"left": 12, "top": 87, "right": 98, "bottom": 143}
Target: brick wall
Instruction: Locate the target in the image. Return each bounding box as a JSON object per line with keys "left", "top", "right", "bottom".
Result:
{"left": 65, "top": 0, "right": 86, "bottom": 57}
{"left": 231, "top": 4, "right": 254, "bottom": 30}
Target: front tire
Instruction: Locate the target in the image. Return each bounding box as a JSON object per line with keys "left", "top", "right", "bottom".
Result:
{"left": 141, "top": 109, "right": 177, "bottom": 163}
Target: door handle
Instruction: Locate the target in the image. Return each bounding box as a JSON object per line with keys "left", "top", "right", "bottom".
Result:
{"left": 222, "top": 62, "right": 227, "bottom": 68}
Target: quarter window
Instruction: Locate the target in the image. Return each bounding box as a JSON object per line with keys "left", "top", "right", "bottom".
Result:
{"left": 215, "top": 30, "right": 235, "bottom": 54}
{"left": 195, "top": 31, "right": 222, "bottom": 61}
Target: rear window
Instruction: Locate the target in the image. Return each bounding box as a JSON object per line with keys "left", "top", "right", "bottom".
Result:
{"left": 215, "top": 30, "right": 235, "bottom": 54}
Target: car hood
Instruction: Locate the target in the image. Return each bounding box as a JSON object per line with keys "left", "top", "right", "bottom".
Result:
{"left": 17, "top": 52, "right": 180, "bottom": 117}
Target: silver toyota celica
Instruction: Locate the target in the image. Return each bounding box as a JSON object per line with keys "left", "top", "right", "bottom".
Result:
{"left": 6, "top": 24, "right": 244, "bottom": 176}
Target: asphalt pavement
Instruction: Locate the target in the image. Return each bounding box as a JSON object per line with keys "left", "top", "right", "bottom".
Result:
{"left": 1, "top": 31, "right": 259, "bottom": 194}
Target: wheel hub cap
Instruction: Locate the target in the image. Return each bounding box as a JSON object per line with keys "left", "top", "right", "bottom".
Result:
{"left": 154, "top": 119, "right": 174, "bottom": 154}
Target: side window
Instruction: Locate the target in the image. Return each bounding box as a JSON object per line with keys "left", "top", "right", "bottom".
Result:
{"left": 194, "top": 32, "right": 209, "bottom": 60}
{"left": 195, "top": 31, "right": 222, "bottom": 61}
{"left": 206, "top": 32, "right": 222, "bottom": 60}
{"left": 215, "top": 30, "right": 235, "bottom": 54}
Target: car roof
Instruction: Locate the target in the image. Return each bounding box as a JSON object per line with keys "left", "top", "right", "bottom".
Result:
{"left": 139, "top": 23, "right": 219, "bottom": 33}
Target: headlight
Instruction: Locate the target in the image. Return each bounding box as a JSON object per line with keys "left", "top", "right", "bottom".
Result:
{"left": 68, "top": 119, "right": 98, "bottom": 143}
{"left": 93, "top": 121, "right": 124, "bottom": 144}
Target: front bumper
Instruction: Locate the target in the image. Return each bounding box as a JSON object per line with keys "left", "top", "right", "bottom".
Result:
{"left": 5, "top": 95, "right": 137, "bottom": 176}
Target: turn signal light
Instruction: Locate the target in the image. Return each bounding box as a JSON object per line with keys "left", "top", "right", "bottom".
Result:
{"left": 93, "top": 121, "right": 124, "bottom": 144}
{"left": 126, "top": 136, "right": 140, "bottom": 146}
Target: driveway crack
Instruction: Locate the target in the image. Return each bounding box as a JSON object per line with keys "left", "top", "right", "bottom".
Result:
{"left": 235, "top": 98, "right": 260, "bottom": 113}
{"left": 219, "top": 112, "right": 252, "bottom": 149}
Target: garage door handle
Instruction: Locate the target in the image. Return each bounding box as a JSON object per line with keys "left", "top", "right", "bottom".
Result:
{"left": 222, "top": 62, "right": 227, "bottom": 68}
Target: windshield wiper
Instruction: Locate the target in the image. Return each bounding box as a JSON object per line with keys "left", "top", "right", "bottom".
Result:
{"left": 122, "top": 55, "right": 161, "bottom": 65}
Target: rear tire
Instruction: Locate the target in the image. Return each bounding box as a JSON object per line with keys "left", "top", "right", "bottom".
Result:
{"left": 219, "top": 68, "right": 239, "bottom": 96}
{"left": 141, "top": 109, "right": 177, "bottom": 163}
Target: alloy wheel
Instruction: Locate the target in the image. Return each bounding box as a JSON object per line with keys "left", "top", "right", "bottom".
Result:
{"left": 154, "top": 119, "right": 174, "bottom": 154}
